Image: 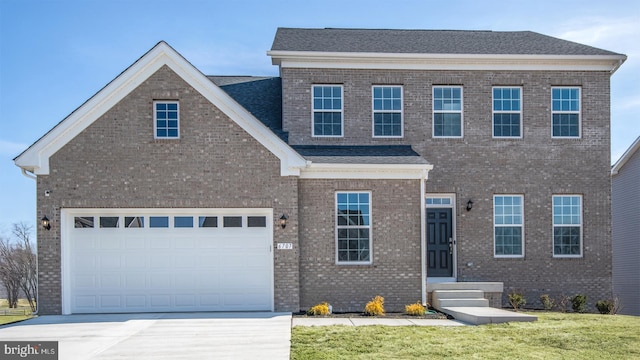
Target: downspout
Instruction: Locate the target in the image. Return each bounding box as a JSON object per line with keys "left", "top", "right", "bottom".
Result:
{"left": 19, "top": 167, "right": 39, "bottom": 316}
{"left": 420, "top": 169, "right": 427, "bottom": 307}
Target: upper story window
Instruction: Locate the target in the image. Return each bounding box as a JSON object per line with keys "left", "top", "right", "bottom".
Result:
{"left": 312, "top": 85, "right": 343, "bottom": 137}
{"left": 551, "top": 87, "right": 581, "bottom": 138}
{"left": 494, "top": 195, "right": 524, "bottom": 258}
{"left": 553, "top": 195, "right": 583, "bottom": 257}
{"left": 372, "top": 86, "right": 403, "bottom": 137}
{"left": 493, "top": 87, "right": 522, "bottom": 138}
{"left": 433, "top": 86, "right": 463, "bottom": 138}
{"left": 336, "top": 192, "right": 371, "bottom": 264}
{"left": 154, "top": 101, "right": 179, "bottom": 139}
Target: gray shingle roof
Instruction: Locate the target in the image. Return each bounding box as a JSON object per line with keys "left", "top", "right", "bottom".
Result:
{"left": 271, "top": 28, "right": 622, "bottom": 56}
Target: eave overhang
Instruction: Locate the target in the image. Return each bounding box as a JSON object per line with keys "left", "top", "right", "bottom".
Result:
{"left": 268, "top": 51, "right": 627, "bottom": 73}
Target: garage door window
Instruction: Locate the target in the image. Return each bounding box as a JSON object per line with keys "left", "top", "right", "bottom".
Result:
{"left": 223, "top": 216, "right": 242, "bottom": 227}
{"left": 174, "top": 216, "right": 193, "bottom": 228}
{"left": 75, "top": 217, "right": 94, "bottom": 228}
{"left": 100, "top": 217, "right": 119, "bottom": 228}
{"left": 150, "top": 216, "right": 169, "bottom": 228}
{"left": 125, "top": 217, "right": 144, "bottom": 228}
{"left": 248, "top": 216, "right": 267, "bottom": 228}
{"left": 199, "top": 216, "right": 218, "bottom": 227}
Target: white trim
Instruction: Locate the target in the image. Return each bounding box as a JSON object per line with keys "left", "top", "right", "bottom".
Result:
{"left": 551, "top": 86, "right": 582, "bottom": 139}
{"left": 268, "top": 51, "right": 626, "bottom": 73}
{"left": 612, "top": 136, "right": 640, "bottom": 175}
{"left": 335, "top": 191, "right": 373, "bottom": 265}
{"left": 153, "top": 100, "right": 180, "bottom": 139}
{"left": 371, "top": 85, "right": 404, "bottom": 138}
{"left": 300, "top": 163, "right": 433, "bottom": 179}
{"left": 552, "top": 195, "right": 584, "bottom": 258}
{"left": 493, "top": 194, "right": 525, "bottom": 258}
{"left": 432, "top": 86, "right": 463, "bottom": 139}
{"left": 61, "top": 207, "right": 275, "bottom": 314}
{"left": 14, "top": 42, "right": 307, "bottom": 176}
{"left": 420, "top": 173, "right": 427, "bottom": 305}
{"left": 425, "top": 193, "right": 457, "bottom": 281}
{"left": 492, "top": 86, "right": 523, "bottom": 139}
{"left": 311, "top": 84, "right": 344, "bottom": 138}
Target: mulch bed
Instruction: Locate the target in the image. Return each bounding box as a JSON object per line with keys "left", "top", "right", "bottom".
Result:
{"left": 293, "top": 310, "right": 450, "bottom": 319}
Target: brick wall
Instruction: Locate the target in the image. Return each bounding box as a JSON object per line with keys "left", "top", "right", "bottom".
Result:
{"left": 37, "top": 65, "right": 300, "bottom": 314}
{"left": 298, "top": 179, "right": 423, "bottom": 313}
{"left": 284, "top": 68, "right": 613, "bottom": 310}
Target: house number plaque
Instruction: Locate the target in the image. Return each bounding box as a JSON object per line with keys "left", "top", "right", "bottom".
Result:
{"left": 277, "top": 243, "right": 293, "bottom": 250}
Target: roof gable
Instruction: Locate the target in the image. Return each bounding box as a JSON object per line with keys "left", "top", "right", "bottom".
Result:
{"left": 14, "top": 41, "right": 306, "bottom": 176}
{"left": 612, "top": 136, "right": 640, "bottom": 175}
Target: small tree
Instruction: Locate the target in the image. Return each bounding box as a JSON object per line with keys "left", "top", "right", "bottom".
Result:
{"left": 0, "top": 223, "right": 37, "bottom": 312}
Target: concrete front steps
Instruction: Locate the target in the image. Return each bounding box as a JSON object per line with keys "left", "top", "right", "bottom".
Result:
{"left": 430, "top": 285, "right": 537, "bottom": 325}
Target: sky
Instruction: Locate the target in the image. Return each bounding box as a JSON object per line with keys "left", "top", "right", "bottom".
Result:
{"left": 1, "top": 0, "right": 639, "bottom": 234}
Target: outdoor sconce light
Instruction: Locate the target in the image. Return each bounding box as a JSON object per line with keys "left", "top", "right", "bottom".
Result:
{"left": 41, "top": 215, "right": 51, "bottom": 231}
{"left": 279, "top": 214, "right": 288, "bottom": 229}
{"left": 466, "top": 200, "right": 474, "bottom": 212}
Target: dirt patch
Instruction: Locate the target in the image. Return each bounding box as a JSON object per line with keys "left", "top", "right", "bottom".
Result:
{"left": 293, "top": 310, "right": 449, "bottom": 319}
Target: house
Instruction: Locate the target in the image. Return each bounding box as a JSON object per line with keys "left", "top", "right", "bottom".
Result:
{"left": 612, "top": 136, "right": 640, "bottom": 315}
{"left": 14, "top": 28, "right": 626, "bottom": 315}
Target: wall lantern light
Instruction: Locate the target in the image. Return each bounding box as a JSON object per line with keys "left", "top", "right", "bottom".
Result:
{"left": 466, "top": 200, "right": 474, "bottom": 212}
{"left": 41, "top": 215, "right": 51, "bottom": 231}
{"left": 279, "top": 214, "right": 288, "bottom": 229}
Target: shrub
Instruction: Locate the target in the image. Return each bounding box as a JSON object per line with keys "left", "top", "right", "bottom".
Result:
{"left": 595, "top": 299, "right": 620, "bottom": 315}
{"left": 364, "top": 296, "right": 385, "bottom": 316}
{"left": 571, "top": 294, "right": 588, "bottom": 313}
{"left": 540, "top": 294, "right": 555, "bottom": 311}
{"left": 405, "top": 302, "right": 426, "bottom": 316}
{"left": 508, "top": 291, "right": 526, "bottom": 310}
{"left": 307, "top": 302, "right": 331, "bottom": 316}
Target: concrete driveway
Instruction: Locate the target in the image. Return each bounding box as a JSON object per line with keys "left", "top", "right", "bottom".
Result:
{"left": 0, "top": 312, "right": 291, "bottom": 359}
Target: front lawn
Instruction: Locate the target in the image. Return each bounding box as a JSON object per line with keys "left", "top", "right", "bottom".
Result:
{"left": 291, "top": 312, "right": 640, "bottom": 359}
{"left": 0, "top": 299, "right": 33, "bottom": 325}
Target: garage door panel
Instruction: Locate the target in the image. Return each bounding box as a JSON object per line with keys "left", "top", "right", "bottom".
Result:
{"left": 67, "top": 209, "right": 273, "bottom": 313}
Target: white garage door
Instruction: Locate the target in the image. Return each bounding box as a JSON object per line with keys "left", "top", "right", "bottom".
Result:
{"left": 62, "top": 209, "right": 273, "bottom": 314}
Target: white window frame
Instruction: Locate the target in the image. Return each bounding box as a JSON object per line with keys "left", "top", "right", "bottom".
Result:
{"left": 432, "top": 86, "right": 463, "bottom": 138}
{"left": 493, "top": 194, "right": 525, "bottom": 258}
{"left": 335, "top": 191, "right": 372, "bottom": 265}
{"left": 551, "top": 87, "right": 581, "bottom": 139}
{"left": 552, "top": 195, "right": 583, "bottom": 258}
{"left": 372, "top": 85, "right": 404, "bottom": 138}
{"left": 153, "top": 100, "right": 180, "bottom": 139}
{"left": 492, "top": 86, "right": 523, "bottom": 139}
{"left": 312, "top": 85, "right": 344, "bottom": 138}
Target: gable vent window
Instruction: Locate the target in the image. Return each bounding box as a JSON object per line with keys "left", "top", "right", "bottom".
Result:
{"left": 154, "top": 101, "right": 179, "bottom": 139}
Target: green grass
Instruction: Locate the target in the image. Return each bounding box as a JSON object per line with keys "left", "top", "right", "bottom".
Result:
{"left": 0, "top": 299, "right": 33, "bottom": 325}
{"left": 291, "top": 312, "right": 640, "bottom": 359}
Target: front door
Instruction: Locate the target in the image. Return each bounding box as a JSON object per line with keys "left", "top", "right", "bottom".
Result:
{"left": 427, "top": 208, "right": 453, "bottom": 277}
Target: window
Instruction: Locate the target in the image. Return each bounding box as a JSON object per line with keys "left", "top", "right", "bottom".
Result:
{"left": 493, "top": 87, "right": 522, "bottom": 138}
{"left": 223, "top": 216, "right": 242, "bottom": 228}
{"left": 154, "top": 101, "right": 179, "bottom": 138}
{"left": 553, "top": 195, "right": 582, "bottom": 257}
{"left": 100, "top": 217, "right": 119, "bottom": 228}
{"left": 372, "top": 86, "right": 403, "bottom": 137}
{"left": 433, "top": 86, "right": 463, "bottom": 137}
{"left": 336, "top": 192, "right": 371, "bottom": 263}
{"left": 125, "top": 217, "right": 144, "bottom": 228}
{"left": 199, "top": 216, "right": 218, "bottom": 228}
{"left": 149, "top": 216, "right": 169, "bottom": 228}
{"left": 494, "top": 195, "right": 524, "bottom": 257}
{"left": 551, "top": 87, "right": 580, "bottom": 138}
{"left": 74, "top": 217, "right": 94, "bottom": 228}
{"left": 247, "top": 216, "right": 267, "bottom": 228}
{"left": 174, "top": 216, "right": 193, "bottom": 228}
{"left": 312, "top": 85, "right": 343, "bottom": 137}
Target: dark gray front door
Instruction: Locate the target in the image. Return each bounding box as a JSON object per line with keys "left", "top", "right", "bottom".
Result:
{"left": 427, "top": 208, "right": 453, "bottom": 277}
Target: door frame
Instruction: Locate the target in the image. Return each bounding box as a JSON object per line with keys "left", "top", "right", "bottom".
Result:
{"left": 425, "top": 194, "right": 457, "bottom": 282}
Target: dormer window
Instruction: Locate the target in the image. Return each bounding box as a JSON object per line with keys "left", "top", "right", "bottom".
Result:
{"left": 312, "top": 85, "right": 343, "bottom": 137}
{"left": 154, "top": 101, "right": 179, "bottom": 139}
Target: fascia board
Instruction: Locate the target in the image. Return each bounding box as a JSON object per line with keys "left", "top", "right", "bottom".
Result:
{"left": 299, "top": 162, "right": 433, "bottom": 179}
{"left": 612, "top": 136, "right": 640, "bottom": 175}
{"left": 15, "top": 42, "right": 306, "bottom": 176}
{"left": 268, "top": 51, "right": 627, "bottom": 73}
